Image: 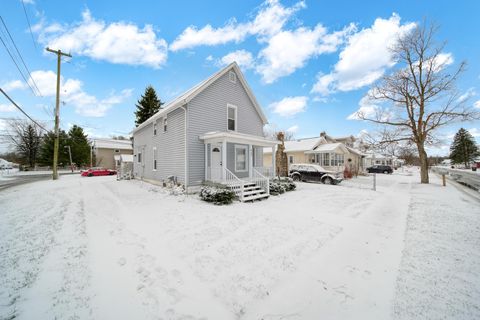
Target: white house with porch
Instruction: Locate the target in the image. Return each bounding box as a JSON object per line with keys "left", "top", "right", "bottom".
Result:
{"left": 132, "top": 62, "right": 278, "bottom": 201}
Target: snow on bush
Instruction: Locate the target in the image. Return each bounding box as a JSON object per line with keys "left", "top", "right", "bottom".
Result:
{"left": 270, "top": 177, "right": 296, "bottom": 196}
{"left": 199, "top": 186, "right": 236, "bottom": 205}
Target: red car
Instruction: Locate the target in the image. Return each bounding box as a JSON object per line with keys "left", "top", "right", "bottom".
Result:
{"left": 81, "top": 167, "right": 116, "bottom": 177}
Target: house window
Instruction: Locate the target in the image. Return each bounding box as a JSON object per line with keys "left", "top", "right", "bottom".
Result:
{"left": 137, "top": 152, "right": 142, "bottom": 163}
{"left": 235, "top": 145, "right": 247, "bottom": 172}
{"left": 229, "top": 71, "right": 237, "bottom": 83}
{"left": 323, "top": 153, "right": 330, "bottom": 167}
{"left": 153, "top": 122, "right": 157, "bottom": 136}
{"left": 153, "top": 147, "right": 157, "bottom": 171}
{"left": 163, "top": 117, "right": 167, "bottom": 132}
{"left": 227, "top": 104, "right": 237, "bottom": 131}
{"left": 289, "top": 155, "right": 294, "bottom": 164}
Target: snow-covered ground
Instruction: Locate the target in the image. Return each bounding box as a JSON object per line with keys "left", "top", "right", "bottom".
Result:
{"left": 0, "top": 169, "right": 479, "bottom": 319}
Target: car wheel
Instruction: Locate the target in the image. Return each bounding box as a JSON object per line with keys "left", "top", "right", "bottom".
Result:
{"left": 383, "top": 170, "right": 389, "bottom": 174}
{"left": 109, "top": 172, "right": 114, "bottom": 175}
{"left": 323, "top": 177, "right": 333, "bottom": 185}
{"left": 88, "top": 173, "right": 93, "bottom": 177}
{"left": 292, "top": 174, "right": 300, "bottom": 181}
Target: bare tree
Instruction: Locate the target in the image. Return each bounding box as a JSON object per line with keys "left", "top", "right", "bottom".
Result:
{"left": 264, "top": 126, "right": 295, "bottom": 141}
{"left": 358, "top": 22, "right": 479, "bottom": 183}
{"left": 7, "top": 120, "right": 43, "bottom": 168}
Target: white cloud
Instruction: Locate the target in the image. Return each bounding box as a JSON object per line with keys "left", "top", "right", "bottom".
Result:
{"left": 0, "top": 104, "right": 16, "bottom": 112}
{"left": 170, "top": 0, "right": 305, "bottom": 51}
{"left": 26, "top": 70, "right": 132, "bottom": 117}
{"left": 286, "top": 125, "right": 299, "bottom": 133}
{"left": 312, "top": 14, "right": 415, "bottom": 95}
{"left": 205, "top": 55, "right": 214, "bottom": 62}
{"left": 256, "top": 24, "right": 355, "bottom": 84}
{"left": 474, "top": 100, "right": 480, "bottom": 109}
{"left": 269, "top": 96, "right": 307, "bottom": 117}
{"left": 347, "top": 93, "right": 378, "bottom": 120}
{"left": 1, "top": 80, "right": 27, "bottom": 91}
{"left": 468, "top": 128, "right": 480, "bottom": 138}
{"left": 36, "top": 9, "right": 168, "bottom": 68}
{"left": 458, "top": 87, "right": 476, "bottom": 103}
{"left": 218, "top": 50, "right": 254, "bottom": 69}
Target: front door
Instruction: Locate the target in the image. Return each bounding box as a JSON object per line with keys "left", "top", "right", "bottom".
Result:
{"left": 211, "top": 144, "right": 222, "bottom": 181}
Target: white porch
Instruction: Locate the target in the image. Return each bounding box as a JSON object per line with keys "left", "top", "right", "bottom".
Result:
{"left": 200, "top": 131, "right": 278, "bottom": 201}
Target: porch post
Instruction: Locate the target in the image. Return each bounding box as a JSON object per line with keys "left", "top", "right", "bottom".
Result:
{"left": 222, "top": 139, "right": 227, "bottom": 180}
{"left": 204, "top": 143, "right": 208, "bottom": 181}
{"left": 271, "top": 145, "right": 276, "bottom": 178}
{"left": 249, "top": 144, "right": 253, "bottom": 178}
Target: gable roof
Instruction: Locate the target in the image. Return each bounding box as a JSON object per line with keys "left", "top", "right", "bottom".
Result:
{"left": 264, "top": 137, "right": 325, "bottom": 154}
{"left": 132, "top": 62, "right": 268, "bottom": 134}
{"left": 305, "top": 143, "right": 349, "bottom": 154}
{"left": 94, "top": 139, "right": 133, "bottom": 150}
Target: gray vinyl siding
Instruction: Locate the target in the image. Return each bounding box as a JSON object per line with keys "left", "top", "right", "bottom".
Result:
{"left": 187, "top": 69, "right": 265, "bottom": 185}
{"left": 133, "top": 107, "right": 185, "bottom": 183}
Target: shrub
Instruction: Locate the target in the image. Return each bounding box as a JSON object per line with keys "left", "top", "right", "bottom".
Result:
{"left": 270, "top": 178, "right": 296, "bottom": 195}
{"left": 199, "top": 186, "right": 236, "bottom": 205}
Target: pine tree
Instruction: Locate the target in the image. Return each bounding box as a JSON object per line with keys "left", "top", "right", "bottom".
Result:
{"left": 449, "top": 128, "right": 479, "bottom": 167}
{"left": 134, "top": 85, "right": 164, "bottom": 126}
{"left": 38, "top": 130, "right": 69, "bottom": 166}
{"left": 68, "top": 125, "right": 91, "bottom": 167}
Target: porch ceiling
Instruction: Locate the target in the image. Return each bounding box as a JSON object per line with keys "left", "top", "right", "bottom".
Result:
{"left": 200, "top": 131, "right": 279, "bottom": 147}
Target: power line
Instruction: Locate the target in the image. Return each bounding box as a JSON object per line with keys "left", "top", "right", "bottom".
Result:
{"left": 0, "top": 88, "right": 48, "bottom": 132}
{"left": 0, "top": 16, "right": 42, "bottom": 96}
{"left": 20, "top": 0, "right": 38, "bottom": 51}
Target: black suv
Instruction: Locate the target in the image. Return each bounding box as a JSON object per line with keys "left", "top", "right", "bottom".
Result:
{"left": 366, "top": 165, "right": 393, "bottom": 174}
{"left": 289, "top": 164, "right": 343, "bottom": 185}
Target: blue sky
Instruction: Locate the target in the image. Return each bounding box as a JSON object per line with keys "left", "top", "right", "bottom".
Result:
{"left": 1, "top": 0, "right": 479, "bottom": 155}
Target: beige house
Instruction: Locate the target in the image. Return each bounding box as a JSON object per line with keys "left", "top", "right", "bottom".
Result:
{"left": 264, "top": 132, "right": 365, "bottom": 174}
{"left": 93, "top": 139, "right": 133, "bottom": 170}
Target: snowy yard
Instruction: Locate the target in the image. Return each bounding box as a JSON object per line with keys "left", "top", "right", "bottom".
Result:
{"left": 1, "top": 169, "right": 479, "bottom": 319}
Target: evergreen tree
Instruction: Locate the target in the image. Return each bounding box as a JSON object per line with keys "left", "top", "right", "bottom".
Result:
{"left": 38, "top": 130, "right": 69, "bottom": 166}
{"left": 6, "top": 121, "right": 42, "bottom": 168}
{"left": 449, "top": 128, "right": 479, "bottom": 167}
{"left": 134, "top": 85, "right": 164, "bottom": 126}
{"left": 68, "top": 125, "right": 91, "bottom": 167}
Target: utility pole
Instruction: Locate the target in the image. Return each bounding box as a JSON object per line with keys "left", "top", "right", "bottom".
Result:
{"left": 46, "top": 47, "right": 72, "bottom": 180}
{"left": 64, "top": 145, "right": 73, "bottom": 172}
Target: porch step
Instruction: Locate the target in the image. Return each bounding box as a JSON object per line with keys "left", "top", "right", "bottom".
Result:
{"left": 243, "top": 188, "right": 266, "bottom": 196}
{"left": 244, "top": 185, "right": 262, "bottom": 191}
{"left": 242, "top": 193, "right": 269, "bottom": 202}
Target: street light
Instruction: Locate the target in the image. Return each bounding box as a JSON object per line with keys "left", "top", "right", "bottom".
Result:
{"left": 64, "top": 145, "right": 73, "bottom": 172}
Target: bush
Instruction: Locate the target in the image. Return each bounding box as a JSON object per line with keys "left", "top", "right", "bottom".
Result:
{"left": 199, "top": 186, "right": 236, "bottom": 205}
{"left": 270, "top": 177, "right": 296, "bottom": 195}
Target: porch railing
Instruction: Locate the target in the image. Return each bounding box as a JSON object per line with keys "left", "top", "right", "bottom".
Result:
{"left": 252, "top": 168, "right": 269, "bottom": 195}
{"left": 253, "top": 166, "right": 274, "bottom": 178}
{"left": 223, "top": 168, "right": 244, "bottom": 199}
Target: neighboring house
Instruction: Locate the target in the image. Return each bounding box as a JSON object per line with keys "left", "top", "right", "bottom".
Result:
{"left": 363, "top": 153, "right": 403, "bottom": 168}
{"left": 263, "top": 132, "right": 365, "bottom": 173}
{"left": 93, "top": 139, "right": 133, "bottom": 170}
{"left": 132, "top": 62, "right": 278, "bottom": 201}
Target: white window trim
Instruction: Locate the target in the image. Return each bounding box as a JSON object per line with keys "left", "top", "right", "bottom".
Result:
{"left": 153, "top": 121, "right": 157, "bottom": 136}
{"left": 234, "top": 145, "right": 248, "bottom": 172}
{"left": 152, "top": 147, "right": 157, "bottom": 171}
{"left": 163, "top": 117, "right": 167, "bottom": 133}
{"left": 227, "top": 104, "right": 237, "bottom": 132}
{"left": 229, "top": 71, "right": 237, "bottom": 83}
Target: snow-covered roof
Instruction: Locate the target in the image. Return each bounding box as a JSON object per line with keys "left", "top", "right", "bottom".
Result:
{"left": 200, "top": 131, "right": 278, "bottom": 147}
{"left": 94, "top": 139, "right": 133, "bottom": 150}
{"left": 306, "top": 143, "right": 348, "bottom": 154}
{"left": 264, "top": 137, "right": 323, "bottom": 154}
{"left": 132, "top": 62, "right": 268, "bottom": 134}
{"left": 364, "top": 153, "right": 389, "bottom": 160}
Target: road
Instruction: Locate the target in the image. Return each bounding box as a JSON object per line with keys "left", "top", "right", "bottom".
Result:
{"left": 0, "top": 171, "right": 79, "bottom": 191}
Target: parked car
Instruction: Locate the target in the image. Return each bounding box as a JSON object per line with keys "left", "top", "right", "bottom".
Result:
{"left": 366, "top": 165, "right": 393, "bottom": 174}
{"left": 81, "top": 167, "right": 116, "bottom": 177}
{"left": 289, "top": 163, "right": 343, "bottom": 185}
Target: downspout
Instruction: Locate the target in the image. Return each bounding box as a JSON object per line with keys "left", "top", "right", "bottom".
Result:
{"left": 180, "top": 104, "right": 188, "bottom": 191}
